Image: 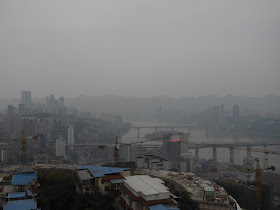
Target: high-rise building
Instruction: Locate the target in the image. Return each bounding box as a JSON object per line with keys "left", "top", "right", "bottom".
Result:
{"left": 233, "top": 105, "right": 240, "bottom": 123}
{"left": 121, "top": 145, "right": 137, "bottom": 162}
{"left": 162, "top": 133, "right": 188, "bottom": 172}
{"left": 56, "top": 137, "right": 65, "bottom": 159}
{"left": 21, "top": 117, "right": 38, "bottom": 136}
{"left": 21, "top": 90, "right": 32, "bottom": 108}
{"left": 49, "top": 95, "right": 55, "bottom": 107}
{"left": 7, "top": 105, "right": 16, "bottom": 115}
{"left": 58, "top": 97, "right": 64, "bottom": 115}
{"left": 45, "top": 96, "right": 50, "bottom": 110}
{"left": 18, "top": 104, "right": 26, "bottom": 115}
{"left": 67, "top": 124, "right": 75, "bottom": 144}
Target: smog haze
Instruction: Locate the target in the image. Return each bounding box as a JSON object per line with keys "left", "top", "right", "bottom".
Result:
{"left": 1, "top": 0, "right": 280, "bottom": 98}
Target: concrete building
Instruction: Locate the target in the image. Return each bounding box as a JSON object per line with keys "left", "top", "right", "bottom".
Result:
{"left": 236, "top": 171, "right": 255, "bottom": 182}
{"left": 76, "top": 166, "right": 131, "bottom": 196}
{"left": 34, "top": 152, "right": 49, "bottom": 164}
{"left": 148, "top": 204, "right": 179, "bottom": 210}
{"left": 136, "top": 155, "right": 171, "bottom": 171}
{"left": 120, "top": 175, "right": 176, "bottom": 210}
{"left": 56, "top": 137, "right": 65, "bottom": 159}
{"left": 232, "top": 105, "right": 240, "bottom": 124}
{"left": 58, "top": 97, "right": 65, "bottom": 115}
{"left": 162, "top": 133, "right": 189, "bottom": 172}
{"left": 11, "top": 170, "right": 38, "bottom": 194}
{"left": 18, "top": 104, "right": 26, "bottom": 115}
{"left": 7, "top": 105, "right": 16, "bottom": 115}
{"left": 21, "top": 117, "right": 38, "bottom": 136}
{"left": 4, "top": 199, "right": 38, "bottom": 210}
{"left": 67, "top": 124, "right": 75, "bottom": 145}
{"left": 21, "top": 90, "right": 32, "bottom": 109}
{"left": 121, "top": 145, "right": 137, "bottom": 162}
{"left": 140, "top": 169, "right": 241, "bottom": 210}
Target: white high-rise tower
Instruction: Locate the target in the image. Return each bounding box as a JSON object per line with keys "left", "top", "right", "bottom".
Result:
{"left": 67, "top": 124, "right": 75, "bottom": 144}
{"left": 56, "top": 137, "right": 65, "bottom": 159}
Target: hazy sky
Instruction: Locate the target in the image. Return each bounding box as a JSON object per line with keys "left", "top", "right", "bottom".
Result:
{"left": 1, "top": 0, "right": 280, "bottom": 99}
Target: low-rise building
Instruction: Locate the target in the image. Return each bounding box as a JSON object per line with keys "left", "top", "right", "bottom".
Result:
{"left": 7, "top": 192, "right": 37, "bottom": 202}
{"left": 148, "top": 204, "right": 179, "bottom": 210}
{"left": 120, "top": 175, "right": 177, "bottom": 210}
{"left": 76, "top": 166, "right": 131, "bottom": 195}
{"left": 4, "top": 199, "right": 38, "bottom": 210}
{"left": 136, "top": 155, "right": 171, "bottom": 171}
{"left": 236, "top": 171, "right": 255, "bottom": 182}
{"left": 11, "top": 167, "right": 38, "bottom": 194}
{"left": 11, "top": 173, "right": 38, "bottom": 194}
{"left": 34, "top": 152, "right": 49, "bottom": 164}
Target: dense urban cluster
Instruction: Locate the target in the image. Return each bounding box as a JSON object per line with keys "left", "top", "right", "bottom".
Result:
{"left": 0, "top": 91, "right": 279, "bottom": 210}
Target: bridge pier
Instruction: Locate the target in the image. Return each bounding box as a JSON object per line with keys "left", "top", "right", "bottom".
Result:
{"left": 188, "top": 127, "right": 191, "bottom": 138}
{"left": 213, "top": 147, "right": 217, "bottom": 162}
{"left": 137, "top": 128, "right": 140, "bottom": 139}
{"left": 230, "top": 147, "right": 234, "bottom": 164}
{"left": 247, "top": 146, "right": 252, "bottom": 157}
{"left": 155, "top": 127, "right": 158, "bottom": 134}
{"left": 195, "top": 145, "right": 199, "bottom": 159}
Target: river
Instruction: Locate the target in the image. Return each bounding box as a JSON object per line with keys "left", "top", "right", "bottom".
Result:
{"left": 121, "top": 121, "right": 280, "bottom": 173}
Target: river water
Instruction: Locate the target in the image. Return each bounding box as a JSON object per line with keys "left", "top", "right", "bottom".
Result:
{"left": 121, "top": 121, "right": 280, "bottom": 173}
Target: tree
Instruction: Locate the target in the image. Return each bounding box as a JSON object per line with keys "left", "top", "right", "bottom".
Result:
{"left": 178, "top": 191, "right": 200, "bottom": 210}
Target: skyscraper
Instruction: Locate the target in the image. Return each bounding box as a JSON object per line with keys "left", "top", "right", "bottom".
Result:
{"left": 233, "top": 105, "right": 240, "bottom": 123}
{"left": 8, "top": 105, "right": 16, "bottom": 115}
{"left": 162, "top": 133, "right": 189, "bottom": 172}
{"left": 67, "top": 124, "right": 75, "bottom": 144}
{"left": 21, "top": 90, "right": 32, "bottom": 108}
{"left": 18, "top": 104, "right": 26, "bottom": 115}
{"left": 58, "top": 97, "right": 64, "bottom": 115}
{"left": 56, "top": 137, "right": 66, "bottom": 159}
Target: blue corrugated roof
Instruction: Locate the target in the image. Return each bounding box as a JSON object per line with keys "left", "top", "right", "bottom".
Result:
{"left": 76, "top": 166, "right": 130, "bottom": 178}
{"left": 148, "top": 204, "right": 180, "bottom": 210}
{"left": 8, "top": 192, "right": 37, "bottom": 199}
{"left": 4, "top": 199, "right": 37, "bottom": 210}
{"left": 11, "top": 173, "right": 37, "bottom": 186}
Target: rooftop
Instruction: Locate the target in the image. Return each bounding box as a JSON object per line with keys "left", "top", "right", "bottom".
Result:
{"left": 8, "top": 192, "right": 37, "bottom": 199}
{"left": 77, "top": 170, "right": 92, "bottom": 181}
{"left": 148, "top": 204, "right": 180, "bottom": 210}
{"left": 11, "top": 173, "right": 37, "bottom": 186}
{"left": 102, "top": 174, "right": 124, "bottom": 182}
{"left": 141, "top": 155, "right": 167, "bottom": 161}
{"left": 4, "top": 199, "right": 37, "bottom": 210}
{"left": 124, "top": 175, "right": 169, "bottom": 196}
{"left": 16, "top": 167, "right": 34, "bottom": 174}
{"left": 76, "top": 166, "right": 130, "bottom": 178}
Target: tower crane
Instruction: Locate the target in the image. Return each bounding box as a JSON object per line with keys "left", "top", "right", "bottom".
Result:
{"left": 1, "top": 130, "right": 38, "bottom": 165}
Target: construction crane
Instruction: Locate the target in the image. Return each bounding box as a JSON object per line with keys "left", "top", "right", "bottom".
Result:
{"left": 21, "top": 130, "right": 38, "bottom": 165}
{"left": 1, "top": 130, "right": 38, "bottom": 165}
{"left": 102, "top": 133, "right": 278, "bottom": 208}
{"left": 113, "top": 136, "right": 119, "bottom": 164}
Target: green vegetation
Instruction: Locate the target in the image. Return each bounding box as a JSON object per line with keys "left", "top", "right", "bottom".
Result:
{"left": 169, "top": 184, "right": 199, "bottom": 210}
{"left": 38, "top": 168, "right": 114, "bottom": 210}
{"left": 178, "top": 191, "right": 200, "bottom": 210}
{"left": 216, "top": 180, "right": 273, "bottom": 210}
{"left": 2, "top": 175, "right": 12, "bottom": 181}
